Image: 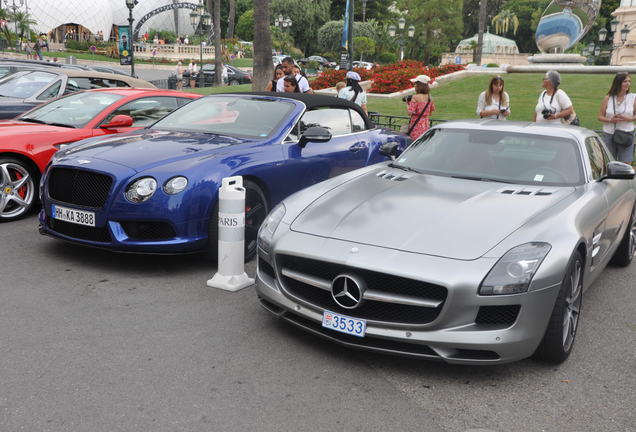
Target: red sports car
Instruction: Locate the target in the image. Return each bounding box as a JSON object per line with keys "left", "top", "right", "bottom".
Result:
{"left": 0, "top": 88, "right": 200, "bottom": 222}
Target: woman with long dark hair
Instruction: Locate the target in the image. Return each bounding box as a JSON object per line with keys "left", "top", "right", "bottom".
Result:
{"left": 598, "top": 72, "right": 635, "bottom": 163}
{"left": 477, "top": 76, "right": 510, "bottom": 119}
{"left": 337, "top": 71, "right": 368, "bottom": 114}
{"left": 265, "top": 65, "right": 284, "bottom": 92}
{"left": 283, "top": 76, "right": 300, "bottom": 93}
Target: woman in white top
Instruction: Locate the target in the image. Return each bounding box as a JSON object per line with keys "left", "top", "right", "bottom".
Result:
{"left": 598, "top": 72, "right": 636, "bottom": 163}
{"left": 533, "top": 70, "right": 574, "bottom": 124}
{"left": 337, "top": 71, "right": 368, "bottom": 114}
{"left": 477, "top": 76, "right": 510, "bottom": 119}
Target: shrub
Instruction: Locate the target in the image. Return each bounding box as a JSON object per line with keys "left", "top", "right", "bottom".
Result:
{"left": 377, "top": 52, "right": 398, "bottom": 64}
{"left": 486, "top": 63, "right": 499, "bottom": 67}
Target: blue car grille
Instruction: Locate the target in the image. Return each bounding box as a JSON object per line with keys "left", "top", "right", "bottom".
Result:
{"left": 120, "top": 221, "right": 176, "bottom": 240}
{"left": 48, "top": 168, "right": 112, "bottom": 208}
{"left": 276, "top": 254, "right": 447, "bottom": 325}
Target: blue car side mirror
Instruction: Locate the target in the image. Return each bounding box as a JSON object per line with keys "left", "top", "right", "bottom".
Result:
{"left": 298, "top": 127, "right": 331, "bottom": 148}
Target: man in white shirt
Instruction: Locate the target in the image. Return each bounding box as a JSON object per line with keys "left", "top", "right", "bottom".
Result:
{"left": 275, "top": 57, "right": 311, "bottom": 93}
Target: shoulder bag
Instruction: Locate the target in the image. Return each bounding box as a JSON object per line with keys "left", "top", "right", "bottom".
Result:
{"left": 610, "top": 96, "right": 634, "bottom": 147}
{"left": 402, "top": 99, "right": 431, "bottom": 135}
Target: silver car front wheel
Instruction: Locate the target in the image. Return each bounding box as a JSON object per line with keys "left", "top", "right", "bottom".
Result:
{"left": 534, "top": 250, "right": 583, "bottom": 363}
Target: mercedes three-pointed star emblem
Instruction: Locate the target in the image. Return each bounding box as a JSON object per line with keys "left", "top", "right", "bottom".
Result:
{"left": 331, "top": 274, "right": 366, "bottom": 309}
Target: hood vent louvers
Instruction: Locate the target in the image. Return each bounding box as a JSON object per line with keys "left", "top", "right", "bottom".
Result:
{"left": 499, "top": 187, "right": 554, "bottom": 196}
{"left": 376, "top": 170, "right": 411, "bottom": 182}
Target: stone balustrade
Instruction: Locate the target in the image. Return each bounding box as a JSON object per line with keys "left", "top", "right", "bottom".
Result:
{"left": 133, "top": 43, "right": 215, "bottom": 60}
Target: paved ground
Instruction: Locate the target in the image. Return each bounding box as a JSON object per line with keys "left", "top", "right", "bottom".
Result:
{"left": 1, "top": 214, "right": 634, "bottom": 432}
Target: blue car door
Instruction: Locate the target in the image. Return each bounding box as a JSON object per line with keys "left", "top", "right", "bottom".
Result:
{"left": 277, "top": 106, "right": 371, "bottom": 199}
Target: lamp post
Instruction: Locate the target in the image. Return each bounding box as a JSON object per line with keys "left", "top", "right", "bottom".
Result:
{"left": 596, "top": 17, "right": 622, "bottom": 65}
{"left": 125, "top": 0, "right": 137, "bottom": 77}
{"left": 189, "top": 0, "right": 212, "bottom": 86}
{"left": 273, "top": 14, "right": 292, "bottom": 55}
{"left": 388, "top": 17, "right": 415, "bottom": 61}
{"left": 3, "top": 0, "right": 24, "bottom": 51}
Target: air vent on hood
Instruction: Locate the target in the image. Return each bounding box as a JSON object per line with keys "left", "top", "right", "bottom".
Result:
{"left": 376, "top": 170, "right": 411, "bottom": 182}
{"left": 499, "top": 187, "right": 554, "bottom": 196}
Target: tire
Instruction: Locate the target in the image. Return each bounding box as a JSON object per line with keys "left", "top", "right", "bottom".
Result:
{"left": 0, "top": 157, "right": 38, "bottom": 222}
{"left": 206, "top": 180, "right": 269, "bottom": 262}
{"left": 229, "top": 79, "right": 240, "bottom": 86}
{"left": 609, "top": 204, "right": 636, "bottom": 267}
{"left": 534, "top": 250, "right": 583, "bottom": 364}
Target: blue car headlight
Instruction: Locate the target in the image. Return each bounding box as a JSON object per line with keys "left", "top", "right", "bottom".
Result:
{"left": 257, "top": 203, "right": 286, "bottom": 252}
{"left": 125, "top": 177, "right": 157, "bottom": 203}
{"left": 479, "top": 242, "right": 551, "bottom": 295}
{"left": 163, "top": 176, "right": 188, "bottom": 194}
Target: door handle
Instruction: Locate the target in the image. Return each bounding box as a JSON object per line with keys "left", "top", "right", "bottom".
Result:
{"left": 348, "top": 141, "right": 368, "bottom": 152}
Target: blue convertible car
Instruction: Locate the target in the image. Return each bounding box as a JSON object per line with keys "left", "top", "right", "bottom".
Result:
{"left": 39, "top": 93, "right": 409, "bottom": 258}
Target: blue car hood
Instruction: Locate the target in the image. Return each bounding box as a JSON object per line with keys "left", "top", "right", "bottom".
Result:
{"left": 60, "top": 130, "right": 251, "bottom": 172}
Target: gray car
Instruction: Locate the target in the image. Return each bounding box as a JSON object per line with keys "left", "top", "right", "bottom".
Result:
{"left": 255, "top": 120, "right": 636, "bottom": 365}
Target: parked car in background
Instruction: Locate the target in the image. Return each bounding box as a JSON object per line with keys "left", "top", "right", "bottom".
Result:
{"left": 87, "top": 65, "right": 138, "bottom": 79}
{"left": 352, "top": 61, "right": 375, "bottom": 70}
{"left": 201, "top": 64, "right": 252, "bottom": 86}
{"left": 298, "top": 56, "right": 336, "bottom": 69}
{"left": 256, "top": 121, "right": 636, "bottom": 365}
{"left": 39, "top": 93, "right": 410, "bottom": 258}
{"left": 0, "top": 69, "right": 154, "bottom": 119}
{"left": 0, "top": 88, "right": 199, "bottom": 222}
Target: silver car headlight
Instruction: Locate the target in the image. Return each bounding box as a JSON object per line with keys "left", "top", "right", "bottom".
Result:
{"left": 257, "top": 203, "right": 286, "bottom": 252}
{"left": 163, "top": 176, "right": 188, "bottom": 194}
{"left": 479, "top": 242, "right": 551, "bottom": 295}
{"left": 125, "top": 177, "right": 157, "bottom": 203}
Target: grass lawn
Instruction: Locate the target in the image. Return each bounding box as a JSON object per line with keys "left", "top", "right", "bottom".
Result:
{"left": 186, "top": 73, "right": 614, "bottom": 131}
{"left": 366, "top": 73, "right": 612, "bottom": 131}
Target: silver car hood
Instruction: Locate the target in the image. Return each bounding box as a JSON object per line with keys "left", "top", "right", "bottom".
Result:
{"left": 290, "top": 168, "right": 575, "bottom": 260}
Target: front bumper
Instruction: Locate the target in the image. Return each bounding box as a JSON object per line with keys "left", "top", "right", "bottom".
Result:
{"left": 255, "top": 230, "right": 562, "bottom": 365}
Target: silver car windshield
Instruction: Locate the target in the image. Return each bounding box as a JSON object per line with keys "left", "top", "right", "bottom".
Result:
{"left": 151, "top": 95, "right": 295, "bottom": 138}
{"left": 20, "top": 92, "right": 123, "bottom": 128}
{"left": 0, "top": 70, "right": 58, "bottom": 99}
{"left": 395, "top": 128, "right": 584, "bottom": 186}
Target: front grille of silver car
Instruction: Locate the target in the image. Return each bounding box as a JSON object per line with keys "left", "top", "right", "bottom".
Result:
{"left": 276, "top": 254, "right": 447, "bottom": 325}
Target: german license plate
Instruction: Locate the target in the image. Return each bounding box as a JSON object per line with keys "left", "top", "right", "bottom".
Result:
{"left": 52, "top": 204, "right": 95, "bottom": 227}
{"left": 322, "top": 310, "right": 366, "bottom": 338}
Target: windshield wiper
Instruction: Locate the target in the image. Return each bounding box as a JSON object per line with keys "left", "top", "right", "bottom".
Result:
{"left": 451, "top": 175, "right": 513, "bottom": 184}
{"left": 47, "top": 122, "right": 76, "bottom": 128}
{"left": 20, "top": 118, "right": 46, "bottom": 124}
{"left": 388, "top": 162, "right": 421, "bottom": 174}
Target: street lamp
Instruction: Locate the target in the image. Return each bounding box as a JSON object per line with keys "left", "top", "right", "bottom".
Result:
{"left": 125, "top": 0, "right": 137, "bottom": 78}
{"left": 388, "top": 19, "right": 415, "bottom": 60}
{"left": 273, "top": 14, "right": 292, "bottom": 54}
{"left": 3, "top": 0, "right": 24, "bottom": 51}
{"left": 595, "top": 18, "right": 629, "bottom": 65}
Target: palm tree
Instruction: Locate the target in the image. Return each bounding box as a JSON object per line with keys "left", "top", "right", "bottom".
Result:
{"left": 206, "top": 0, "right": 223, "bottom": 86}
{"left": 11, "top": 11, "right": 36, "bottom": 41}
{"left": 492, "top": 9, "right": 519, "bottom": 35}
{"left": 227, "top": 0, "right": 236, "bottom": 39}
{"left": 252, "top": 0, "right": 272, "bottom": 91}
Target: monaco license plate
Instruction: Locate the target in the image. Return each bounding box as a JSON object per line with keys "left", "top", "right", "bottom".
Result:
{"left": 52, "top": 204, "right": 95, "bottom": 227}
{"left": 322, "top": 310, "right": 366, "bottom": 338}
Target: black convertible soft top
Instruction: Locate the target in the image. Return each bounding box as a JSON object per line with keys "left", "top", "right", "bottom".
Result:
{"left": 222, "top": 91, "right": 375, "bottom": 129}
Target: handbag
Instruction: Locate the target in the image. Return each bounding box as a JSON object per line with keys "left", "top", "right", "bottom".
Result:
{"left": 612, "top": 129, "right": 634, "bottom": 148}
{"left": 402, "top": 99, "right": 431, "bottom": 135}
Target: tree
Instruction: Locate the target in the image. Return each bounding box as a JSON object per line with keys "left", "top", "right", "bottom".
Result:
{"left": 463, "top": 0, "right": 504, "bottom": 38}
{"left": 499, "top": 0, "right": 550, "bottom": 53}
{"left": 252, "top": 0, "right": 273, "bottom": 91}
{"left": 227, "top": 0, "right": 236, "bottom": 38}
{"left": 475, "top": 0, "right": 487, "bottom": 65}
{"left": 271, "top": 0, "right": 330, "bottom": 55}
{"left": 317, "top": 20, "right": 376, "bottom": 53}
{"left": 492, "top": 9, "right": 519, "bottom": 35}
{"left": 353, "top": 36, "right": 375, "bottom": 61}
{"left": 395, "top": 0, "right": 463, "bottom": 64}
{"left": 235, "top": 9, "right": 254, "bottom": 41}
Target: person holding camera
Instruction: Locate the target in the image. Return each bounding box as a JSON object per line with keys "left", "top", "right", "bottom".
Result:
{"left": 533, "top": 70, "right": 576, "bottom": 124}
{"left": 598, "top": 72, "right": 635, "bottom": 164}
{"left": 477, "top": 76, "right": 510, "bottom": 119}
{"left": 404, "top": 75, "right": 436, "bottom": 140}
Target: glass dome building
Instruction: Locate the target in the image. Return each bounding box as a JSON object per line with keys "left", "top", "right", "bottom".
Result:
{"left": 455, "top": 31, "right": 520, "bottom": 55}
{"left": 26, "top": 0, "right": 197, "bottom": 42}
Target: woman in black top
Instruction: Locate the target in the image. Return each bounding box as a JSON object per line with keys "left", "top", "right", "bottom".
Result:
{"left": 265, "top": 65, "right": 284, "bottom": 92}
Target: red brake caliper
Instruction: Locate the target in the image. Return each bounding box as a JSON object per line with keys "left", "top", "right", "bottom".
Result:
{"left": 14, "top": 170, "right": 27, "bottom": 198}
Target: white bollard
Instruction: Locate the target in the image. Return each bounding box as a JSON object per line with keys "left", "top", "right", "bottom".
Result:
{"left": 207, "top": 176, "right": 254, "bottom": 292}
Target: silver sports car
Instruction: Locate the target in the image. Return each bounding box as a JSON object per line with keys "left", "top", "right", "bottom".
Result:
{"left": 255, "top": 120, "right": 636, "bottom": 365}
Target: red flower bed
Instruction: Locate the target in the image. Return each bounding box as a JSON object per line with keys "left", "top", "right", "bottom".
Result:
{"left": 311, "top": 68, "right": 374, "bottom": 90}
{"left": 311, "top": 61, "right": 465, "bottom": 94}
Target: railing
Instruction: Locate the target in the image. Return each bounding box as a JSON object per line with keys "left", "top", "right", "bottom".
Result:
{"left": 368, "top": 112, "right": 446, "bottom": 131}
{"left": 133, "top": 43, "right": 215, "bottom": 60}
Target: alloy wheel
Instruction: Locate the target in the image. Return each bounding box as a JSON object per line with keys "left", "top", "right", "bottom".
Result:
{"left": 562, "top": 258, "right": 582, "bottom": 352}
{"left": 0, "top": 161, "right": 35, "bottom": 220}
